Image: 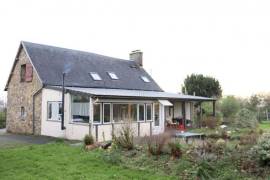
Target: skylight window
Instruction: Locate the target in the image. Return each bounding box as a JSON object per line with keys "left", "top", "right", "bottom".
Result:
{"left": 141, "top": 76, "right": 150, "bottom": 83}
{"left": 89, "top": 72, "right": 102, "bottom": 81}
{"left": 107, "top": 72, "right": 119, "bottom": 80}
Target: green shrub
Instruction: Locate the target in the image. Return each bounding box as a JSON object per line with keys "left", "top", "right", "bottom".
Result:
{"left": 235, "top": 108, "right": 258, "bottom": 128}
{"left": 168, "top": 142, "right": 182, "bottom": 159}
{"left": 84, "top": 134, "right": 94, "bottom": 146}
{"left": 113, "top": 124, "right": 134, "bottom": 150}
{"left": 196, "top": 160, "right": 215, "bottom": 180}
{"left": 102, "top": 150, "right": 122, "bottom": 165}
{"left": 251, "top": 133, "right": 270, "bottom": 166}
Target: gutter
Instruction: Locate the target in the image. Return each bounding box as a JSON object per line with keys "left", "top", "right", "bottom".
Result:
{"left": 32, "top": 85, "right": 44, "bottom": 135}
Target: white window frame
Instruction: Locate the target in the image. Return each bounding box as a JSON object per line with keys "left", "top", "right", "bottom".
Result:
{"left": 93, "top": 103, "right": 102, "bottom": 124}
{"left": 89, "top": 72, "right": 102, "bottom": 81}
{"left": 107, "top": 72, "right": 119, "bottom": 80}
{"left": 141, "top": 76, "right": 150, "bottom": 83}
{"left": 146, "top": 104, "right": 153, "bottom": 121}
{"left": 47, "top": 101, "right": 62, "bottom": 121}
{"left": 103, "top": 103, "right": 111, "bottom": 124}
{"left": 137, "top": 104, "right": 145, "bottom": 122}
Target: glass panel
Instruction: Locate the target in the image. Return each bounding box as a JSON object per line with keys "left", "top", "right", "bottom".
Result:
{"left": 93, "top": 103, "right": 101, "bottom": 123}
{"left": 154, "top": 103, "right": 160, "bottom": 126}
{"left": 47, "top": 102, "right": 62, "bottom": 121}
{"left": 71, "top": 95, "right": 89, "bottom": 123}
{"left": 141, "top": 76, "right": 150, "bottom": 82}
{"left": 108, "top": 72, "right": 118, "bottom": 80}
{"left": 138, "top": 104, "right": 145, "bottom": 121}
{"left": 103, "top": 104, "right": 111, "bottom": 123}
{"left": 90, "top": 72, "right": 102, "bottom": 81}
{"left": 113, "top": 104, "right": 137, "bottom": 122}
{"left": 146, "top": 104, "right": 152, "bottom": 121}
{"left": 48, "top": 104, "right": 52, "bottom": 119}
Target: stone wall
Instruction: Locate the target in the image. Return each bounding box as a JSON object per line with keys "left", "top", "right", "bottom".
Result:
{"left": 6, "top": 47, "right": 42, "bottom": 134}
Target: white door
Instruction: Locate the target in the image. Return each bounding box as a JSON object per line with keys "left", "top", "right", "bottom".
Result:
{"left": 152, "top": 103, "right": 164, "bottom": 134}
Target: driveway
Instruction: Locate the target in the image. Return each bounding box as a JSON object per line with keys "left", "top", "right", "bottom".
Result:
{"left": 0, "top": 128, "right": 59, "bottom": 148}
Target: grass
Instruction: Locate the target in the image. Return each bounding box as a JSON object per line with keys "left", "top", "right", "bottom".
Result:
{"left": 0, "top": 143, "right": 175, "bottom": 180}
{"left": 259, "top": 121, "right": 270, "bottom": 132}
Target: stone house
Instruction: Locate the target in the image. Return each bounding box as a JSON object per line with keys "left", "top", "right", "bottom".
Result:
{"left": 4, "top": 41, "right": 215, "bottom": 141}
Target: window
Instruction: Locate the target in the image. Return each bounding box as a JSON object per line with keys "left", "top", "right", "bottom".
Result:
{"left": 138, "top": 104, "right": 145, "bottom": 122}
{"left": 71, "top": 95, "right": 89, "bottom": 123}
{"left": 141, "top": 76, "right": 150, "bottom": 82}
{"left": 154, "top": 103, "right": 160, "bottom": 126}
{"left": 20, "top": 64, "right": 26, "bottom": 82}
{"left": 93, "top": 103, "right": 101, "bottom": 123}
{"left": 103, "top": 103, "right": 111, "bottom": 123}
{"left": 89, "top": 72, "right": 102, "bottom": 81}
{"left": 107, "top": 72, "right": 119, "bottom": 80}
{"left": 113, "top": 104, "right": 137, "bottom": 122}
{"left": 146, "top": 104, "right": 152, "bottom": 121}
{"left": 47, "top": 102, "right": 62, "bottom": 121}
{"left": 20, "top": 106, "right": 26, "bottom": 119}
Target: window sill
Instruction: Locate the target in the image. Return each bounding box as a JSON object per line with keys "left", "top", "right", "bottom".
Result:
{"left": 69, "top": 122, "right": 90, "bottom": 126}
{"left": 47, "top": 119, "right": 61, "bottom": 122}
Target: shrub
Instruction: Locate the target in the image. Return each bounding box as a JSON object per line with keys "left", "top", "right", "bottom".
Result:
{"left": 145, "top": 133, "right": 169, "bottom": 156}
{"left": 168, "top": 142, "right": 182, "bottom": 159}
{"left": 196, "top": 160, "right": 215, "bottom": 180}
{"left": 84, "top": 134, "right": 94, "bottom": 146}
{"left": 251, "top": 133, "right": 270, "bottom": 166}
{"left": 112, "top": 124, "right": 134, "bottom": 150}
{"left": 202, "top": 116, "right": 217, "bottom": 129}
{"left": 235, "top": 108, "right": 258, "bottom": 128}
{"left": 239, "top": 132, "right": 258, "bottom": 146}
{"left": 102, "top": 150, "right": 122, "bottom": 165}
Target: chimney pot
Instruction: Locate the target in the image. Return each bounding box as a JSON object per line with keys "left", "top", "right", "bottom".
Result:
{"left": 130, "top": 50, "right": 143, "bottom": 66}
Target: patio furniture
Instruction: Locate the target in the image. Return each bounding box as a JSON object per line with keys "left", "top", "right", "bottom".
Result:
{"left": 174, "top": 131, "right": 205, "bottom": 143}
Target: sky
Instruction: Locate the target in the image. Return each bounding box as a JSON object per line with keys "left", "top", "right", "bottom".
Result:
{"left": 0, "top": 0, "right": 270, "bottom": 101}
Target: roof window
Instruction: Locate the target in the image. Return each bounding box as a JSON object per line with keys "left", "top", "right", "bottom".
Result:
{"left": 89, "top": 72, "right": 102, "bottom": 81}
{"left": 107, "top": 72, "right": 119, "bottom": 80}
{"left": 141, "top": 76, "right": 150, "bottom": 83}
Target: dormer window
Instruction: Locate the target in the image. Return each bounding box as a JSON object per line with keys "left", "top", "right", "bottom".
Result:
{"left": 89, "top": 72, "right": 102, "bottom": 81}
{"left": 107, "top": 72, "right": 118, "bottom": 80}
{"left": 141, "top": 76, "right": 150, "bottom": 83}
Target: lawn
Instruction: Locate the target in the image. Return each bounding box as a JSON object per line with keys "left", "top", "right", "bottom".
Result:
{"left": 0, "top": 143, "right": 175, "bottom": 180}
{"left": 259, "top": 121, "right": 270, "bottom": 132}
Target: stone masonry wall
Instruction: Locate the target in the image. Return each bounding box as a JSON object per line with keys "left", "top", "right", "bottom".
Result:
{"left": 6, "top": 47, "right": 42, "bottom": 135}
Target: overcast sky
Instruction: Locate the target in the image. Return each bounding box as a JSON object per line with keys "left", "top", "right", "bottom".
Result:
{"left": 1, "top": 0, "right": 270, "bottom": 101}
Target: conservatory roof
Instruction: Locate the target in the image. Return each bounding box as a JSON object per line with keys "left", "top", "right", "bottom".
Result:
{"left": 55, "top": 87, "right": 215, "bottom": 101}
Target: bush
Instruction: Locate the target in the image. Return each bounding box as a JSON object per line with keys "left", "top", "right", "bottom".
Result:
{"left": 145, "top": 133, "right": 169, "bottom": 156}
{"left": 239, "top": 131, "right": 258, "bottom": 146}
{"left": 113, "top": 124, "right": 134, "bottom": 150}
{"left": 84, "top": 134, "right": 94, "bottom": 146}
{"left": 251, "top": 133, "right": 270, "bottom": 166}
{"left": 196, "top": 160, "right": 215, "bottom": 180}
{"left": 168, "top": 142, "right": 182, "bottom": 159}
{"left": 235, "top": 108, "right": 258, "bottom": 128}
{"left": 202, "top": 116, "right": 217, "bottom": 129}
{"left": 102, "top": 150, "right": 122, "bottom": 165}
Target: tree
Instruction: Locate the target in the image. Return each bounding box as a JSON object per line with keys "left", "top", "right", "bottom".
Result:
{"left": 182, "top": 74, "right": 222, "bottom": 98}
{"left": 220, "top": 96, "right": 240, "bottom": 121}
{"left": 247, "top": 94, "right": 261, "bottom": 112}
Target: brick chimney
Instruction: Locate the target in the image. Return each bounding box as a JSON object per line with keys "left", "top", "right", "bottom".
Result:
{"left": 130, "top": 50, "right": 143, "bottom": 66}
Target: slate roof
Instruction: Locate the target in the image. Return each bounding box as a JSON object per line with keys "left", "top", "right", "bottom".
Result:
{"left": 19, "top": 41, "right": 163, "bottom": 91}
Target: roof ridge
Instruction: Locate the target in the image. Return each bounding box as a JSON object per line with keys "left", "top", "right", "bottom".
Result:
{"left": 21, "top": 41, "right": 133, "bottom": 63}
